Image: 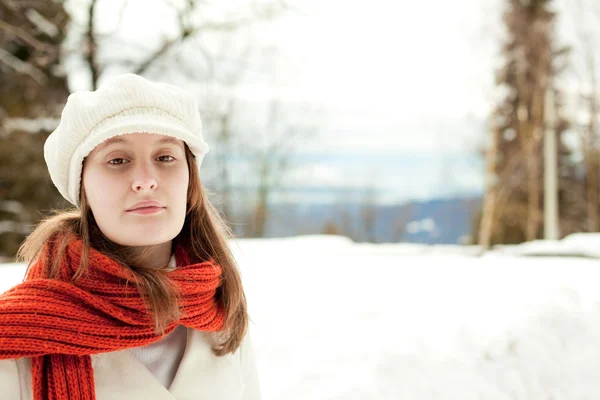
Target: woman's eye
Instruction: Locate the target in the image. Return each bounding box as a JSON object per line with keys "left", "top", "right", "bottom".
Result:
{"left": 108, "top": 158, "right": 128, "bottom": 165}
{"left": 157, "top": 155, "right": 175, "bottom": 162}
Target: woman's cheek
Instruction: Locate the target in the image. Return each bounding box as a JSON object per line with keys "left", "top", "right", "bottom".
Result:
{"left": 85, "top": 170, "right": 122, "bottom": 207}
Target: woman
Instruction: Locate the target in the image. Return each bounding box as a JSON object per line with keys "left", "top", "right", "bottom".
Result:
{"left": 0, "top": 73, "right": 260, "bottom": 399}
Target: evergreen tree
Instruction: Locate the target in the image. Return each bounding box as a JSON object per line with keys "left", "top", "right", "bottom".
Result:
{"left": 0, "top": 1, "right": 70, "bottom": 258}
{"left": 477, "top": 0, "right": 584, "bottom": 246}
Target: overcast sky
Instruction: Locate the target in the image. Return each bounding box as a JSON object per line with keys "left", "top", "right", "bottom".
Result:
{"left": 251, "top": 0, "right": 499, "bottom": 202}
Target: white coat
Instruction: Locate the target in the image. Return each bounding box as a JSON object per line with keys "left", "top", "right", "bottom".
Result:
{"left": 0, "top": 327, "right": 261, "bottom": 399}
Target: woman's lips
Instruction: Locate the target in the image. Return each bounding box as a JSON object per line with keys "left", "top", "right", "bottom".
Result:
{"left": 126, "top": 200, "right": 166, "bottom": 213}
{"left": 126, "top": 206, "right": 165, "bottom": 215}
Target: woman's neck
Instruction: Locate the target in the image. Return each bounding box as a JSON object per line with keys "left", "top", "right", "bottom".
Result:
{"left": 130, "top": 240, "right": 173, "bottom": 270}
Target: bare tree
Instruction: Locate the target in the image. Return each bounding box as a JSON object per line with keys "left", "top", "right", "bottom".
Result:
{"left": 332, "top": 190, "right": 358, "bottom": 241}
{"left": 72, "top": 0, "right": 291, "bottom": 90}
{"left": 242, "top": 98, "right": 319, "bottom": 237}
{"left": 191, "top": 29, "right": 257, "bottom": 223}
{"left": 357, "top": 181, "right": 379, "bottom": 243}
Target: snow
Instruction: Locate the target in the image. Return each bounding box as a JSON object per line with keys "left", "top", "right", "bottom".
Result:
{"left": 495, "top": 233, "right": 600, "bottom": 258}
{"left": 2, "top": 234, "right": 600, "bottom": 399}
{"left": 2, "top": 117, "right": 60, "bottom": 134}
{"left": 406, "top": 218, "right": 439, "bottom": 235}
{"left": 24, "top": 9, "right": 60, "bottom": 38}
{"left": 0, "top": 201, "right": 25, "bottom": 216}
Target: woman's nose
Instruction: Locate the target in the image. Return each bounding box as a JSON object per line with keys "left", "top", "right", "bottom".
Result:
{"left": 132, "top": 166, "right": 158, "bottom": 192}
{"left": 133, "top": 178, "right": 157, "bottom": 192}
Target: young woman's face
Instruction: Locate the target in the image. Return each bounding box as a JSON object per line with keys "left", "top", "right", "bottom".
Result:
{"left": 82, "top": 132, "right": 189, "bottom": 246}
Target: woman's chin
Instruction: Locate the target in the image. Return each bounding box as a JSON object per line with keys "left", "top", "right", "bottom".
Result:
{"left": 107, "top": 231, "right": 176, "bottom": 247}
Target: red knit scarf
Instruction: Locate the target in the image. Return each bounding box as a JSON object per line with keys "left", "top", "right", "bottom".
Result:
{"left": 0, "top": 236, "right": 225, "bottom": 400}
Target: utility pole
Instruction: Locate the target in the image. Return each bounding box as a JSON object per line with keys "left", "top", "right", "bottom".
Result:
{"left": 544, "top": 83, "right": 560, "bottom": 240}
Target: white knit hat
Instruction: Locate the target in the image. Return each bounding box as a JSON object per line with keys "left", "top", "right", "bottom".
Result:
{"left": 44, "top": 73, "right": 209, "bottom": 207}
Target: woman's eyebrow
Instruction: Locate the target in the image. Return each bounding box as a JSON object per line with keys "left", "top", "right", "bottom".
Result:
{"left": 156, "top": 137, "right": 183, "bottom": 147}
{"left": 98, "top": 137, "right": 129, "bottom": 151}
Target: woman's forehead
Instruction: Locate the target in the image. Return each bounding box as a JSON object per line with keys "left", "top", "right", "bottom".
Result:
{"left": 96, "top": 134, "right": 184, "bottom": 152}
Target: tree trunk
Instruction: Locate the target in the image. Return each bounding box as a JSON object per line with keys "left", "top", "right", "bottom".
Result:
{"left": 252, "top": 161, "right": 270, "bottom": 237}
{"left": 479, "top": 113, "right": 500, "bottom": 249}
{"left": 525, "top": 128, "right": 541, "bottom": 241}
{"left": 586, "top": 56, "right": 599, "bottom": 232}
{"left": 218, "top": 107, "right": 233, "bottom": 221}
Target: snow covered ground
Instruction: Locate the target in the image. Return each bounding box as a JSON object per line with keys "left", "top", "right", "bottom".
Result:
{"left": 2, "top": 234, "right": 600, "bottom": 399}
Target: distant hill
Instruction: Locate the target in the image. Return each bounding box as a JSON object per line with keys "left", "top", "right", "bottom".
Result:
{"left": 258, "top": 196, "right": 482, "bottom": 244}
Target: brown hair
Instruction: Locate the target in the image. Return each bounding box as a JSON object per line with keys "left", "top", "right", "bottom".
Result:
{"left": 17, "top": 145, "right": 247, "bottom": 356}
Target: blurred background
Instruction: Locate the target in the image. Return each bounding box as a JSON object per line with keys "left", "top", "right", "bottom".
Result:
{"left": 4, "top": 0, "right": 600, "bottom": 398}
{"left": 2, "top": 0, "right": 600, "bottom": 257}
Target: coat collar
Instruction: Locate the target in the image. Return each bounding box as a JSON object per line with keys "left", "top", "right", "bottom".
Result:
{"left": 92, "top": 328, "right": 243, "bottom": 399}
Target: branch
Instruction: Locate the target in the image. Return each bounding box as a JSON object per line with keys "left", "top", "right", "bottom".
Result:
{"left": 2, "top": 117, "right": 60, "bottom": 134}
{"left": 134, "top": 0, "right": 196, "bottom": 75}
{"left": 0, "top": 20, "right": 55, "bottom": 52}
{"left": 0, "top": 48, "right": 47, "bottom": 84}
{"left": 0, "top": 220, "right": 32, "bottom": 236}
{"left": 85, "top": 0, "right": 99, "bottom": 89}
{"left": 24, "top": 8, "right": 59, "bottom": 38}
{"left": 0, "top": 200, "right": 26, "bottom": 215}
{"left": 135, "top": 0, "right": 290, "bottom": 76}
{"left": 134, "top": 39, "right": 177, "bottom": 75}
